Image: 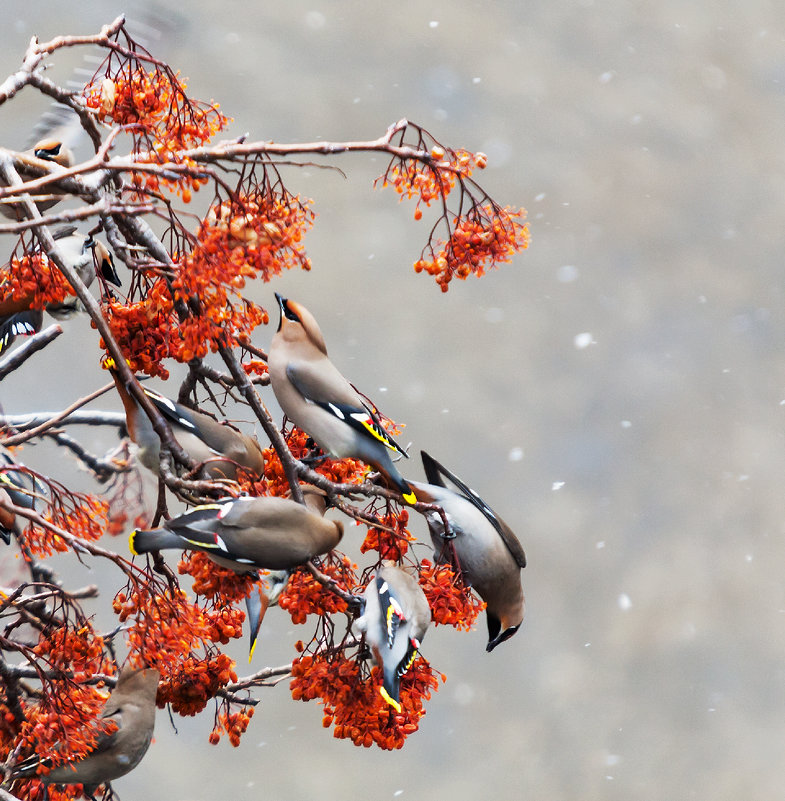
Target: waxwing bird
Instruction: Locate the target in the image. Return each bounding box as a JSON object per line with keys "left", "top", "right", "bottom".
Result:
{"left": 0, "top": 137, "right": 75, "bottom": 221}
{"left": 269, "top": 293, "right": 417, "bottom": 504}
{"left": 104, "top": 360, "right": 265, "bottom": 481}
{"left": 130, "top": 495, "right": 344, "bottom": 658}
{"left": 355, "top": 563, "right": 430, "bottom": 712}
{"left": 0, "top": 228, "right": 121, "bottom": 345}
{"left": 129, "top": 496, "right": 344, "bottom": 572}
{"left": 0, "top": 309, "right": 43, "bottom": 355}
{"left": 240, "top": 484, "right": 332, "bottom": 655}
{"left": 410, "top": 451, "right": 526, "bottom": 652}
{"left": 9, "top": 665, "right": 160, "bottom": 795}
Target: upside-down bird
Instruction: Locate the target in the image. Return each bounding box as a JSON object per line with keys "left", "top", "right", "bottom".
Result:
{"left": 410, "top": 450, "right": 526, "bottom": 652}
{"left": 355, "top": 563, "right": 430, "bottom": 712}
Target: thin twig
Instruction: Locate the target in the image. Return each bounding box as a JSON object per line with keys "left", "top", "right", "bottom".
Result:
{"left": 0, "top": 325, "right": 62, "bottom": 380}
{"left": 0, "top": 381, "right": 117, "bottom": 447}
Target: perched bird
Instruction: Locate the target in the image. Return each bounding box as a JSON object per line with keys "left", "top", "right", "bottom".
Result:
{"left": 354, "top": 563, "right": 429, "bottom": 713}
{"left": 269, "top": 293, "right": 416, "bottom": 504}
{"left": 10, "top": 665, "right": 160, "bottom": 795}
{"left": 130, "top": 495, "right": 344, "bottom": 657}
{"left": 410, "top": 451, "right": 526, "bottom": 652}
{"left": 130, "top": 495, "right": 344, "bottom": 572}
{"left": 104, "top": 360, "right": 265, "bottom": 481}
{"left": 0, "top": 137, "right": 75, "bottom": 221}
{"left": 0, "top": 228, "right": 121, "bottom": 353}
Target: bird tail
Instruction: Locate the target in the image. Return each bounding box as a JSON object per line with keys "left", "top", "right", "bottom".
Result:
{"left": 129, "top": 528, "right": 181, "bottom": 556}
{"left": 245, "top": 583, "right": 270, "bottom": 663}
{"left": 379, "top": 462, "right": 418, "bottom": 505}
{"left": 379, "top": 666, "right": 402, "bottom": 713}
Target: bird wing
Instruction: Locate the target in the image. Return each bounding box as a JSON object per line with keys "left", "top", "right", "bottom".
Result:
{"left": 162, "top": 504, "right": 238, "bottom": 553}
{"left": 0, "top": 310, "right": 43, "bottom": 354}
{"left": 143, "top": 390, "right": 208, "bottom": 440}
{"left": 84, "top": 708, "right": 123, "bottom": 755}
{"left": 286, "top": 362, "right": 409, "bottom": 458}
{"left": 421, "top": 451, "right": 526, "bottom": 569}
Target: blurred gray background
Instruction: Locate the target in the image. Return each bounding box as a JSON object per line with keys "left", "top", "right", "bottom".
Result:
{"left": 2, "top": 1, "right": 785, "bottom": 799}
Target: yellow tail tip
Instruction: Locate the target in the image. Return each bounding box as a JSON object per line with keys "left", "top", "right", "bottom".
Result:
{"left": 402, "top": 488, "right": 417, "bottom": 505}
{"left": 128, "top": 530, "right": 140, "bottom": 556}
{"left": 379, "top": 686, "right": 401, "bottom": 713}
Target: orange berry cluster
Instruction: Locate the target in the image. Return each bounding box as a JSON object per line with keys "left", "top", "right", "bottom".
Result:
{"left": 156, "top": 652, "right": 236, "bottom": 717}
{"left": 360, "top": 508, "right": 414, "bottom": 560}
{"left": 84, "top": 66, "right": 228, "bottom": 152}
{"left": 102, "top": 281, "right": 175, "bottom": 378}
{"left": 0, "top": 253, "right": 72, "bottom": 312}
{"left": 170, "top": 248, "right": 268, "bottom": 362}
{"left": 278, "top": 554, "right": 356, "bottom": 623}
{"left": 202, "top": 193, "right": 314, "bottom": 280}
{"left": 22, "top": 490, "right": 108, "bottom": 558}
{"left": 208, "top": 705, "right": 255, "bottom": 747}
{"left": 33, "top": 624, "right": 109, "bottom": 677}
{"left": 290, "top": 652, "right": 442, "bottom": 750}
{"left": 178, "top": 551, "right": 259, "bottom": 604}
{"left": 260, "top": 427, "right": 368, "bottom": 498}
{"left": 418, "top": 558, "right": 485, "bottom": 630}
{"left": 113, "top": 587, "right": 240, "bottom": 715}
{"left": 414, "top": 204, "right": 530, "bottom": 292}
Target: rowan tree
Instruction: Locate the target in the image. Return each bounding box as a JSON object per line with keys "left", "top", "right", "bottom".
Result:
{"left": 0, "top": 16, "right": 529, "bottom": 800}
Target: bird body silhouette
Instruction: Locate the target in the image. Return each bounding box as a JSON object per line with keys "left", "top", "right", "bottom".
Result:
{"left": 105, "top": 361, "right": 265, "bottom": 481}
{"left": 410, "top": 451, "right": 526, "bottom": 652}
{"left": 269, "top": 294, "right": 416, "bottom": 503}
{"left": 10, "top": 666, "right": 159, "bottom": 794}
{"left": 355, "top": 563, "right": 430, "bottom": 712}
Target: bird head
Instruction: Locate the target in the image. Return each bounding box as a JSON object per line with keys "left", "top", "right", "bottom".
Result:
{"left": 86, "top": 238, "right": 122, "bottom": 287}
{"left": 32, "top": 139, "right": 74, "bottom": 168}
{"left": 274, "top": 293, "right": 328, "bottom": 355}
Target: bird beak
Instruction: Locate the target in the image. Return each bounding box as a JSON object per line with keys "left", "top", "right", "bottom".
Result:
{"left": 274, "top": 293, "right": 287, "bottom": 330}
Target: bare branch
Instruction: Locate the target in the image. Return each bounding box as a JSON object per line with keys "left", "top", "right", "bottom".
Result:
{"left": 0, "top": 381, "right": 117, "bottom": 447}
{"left": 0, "top": 324, "right": 62, "bottom": 379}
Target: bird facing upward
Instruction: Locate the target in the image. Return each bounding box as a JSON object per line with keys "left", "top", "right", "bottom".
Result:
{"left": 268, "top": 294, "right": 416, "bottom": 504}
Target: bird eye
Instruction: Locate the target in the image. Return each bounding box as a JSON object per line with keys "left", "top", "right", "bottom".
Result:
{"left": 34, "top": 143, "right": 62, "bottom": 160}
{"left": 283, "top": 302, "right": 300, "bottom": 323}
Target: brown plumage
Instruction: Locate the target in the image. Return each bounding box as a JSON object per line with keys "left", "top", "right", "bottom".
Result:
{"left": 10, "top": 666, "right": 160, "bottom": 793}
{"left": 268, "top": 293, "right": 416, "bottom": 503}
{"left": 410, "top": 451, "right": 526, "bottom": 652}
{"left": 105, "top": 363, "right": 265, "bottom": 481}
{"left": 129, "top": 495, "right": 343, "bottom": 573}
{"left": 0, "top": 138, "right": 75, "bottom": 221}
